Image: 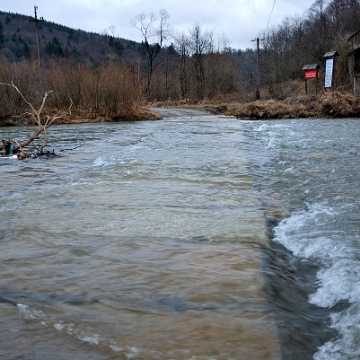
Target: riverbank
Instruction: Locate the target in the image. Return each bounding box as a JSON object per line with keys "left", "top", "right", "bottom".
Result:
{"left": 203, "top": 91, "right": 360, "bottom": 119}
{"left": 0, "top": 106, "right": 162, "bottom": 127}
{"left": 149, "top": 91, "right": 360, "bottom": 120}
{"left": 151, "top": 91, "right": 360, "bottom": 120}
{"left": 1, "top": 90, "right": 360, "bottom": 127}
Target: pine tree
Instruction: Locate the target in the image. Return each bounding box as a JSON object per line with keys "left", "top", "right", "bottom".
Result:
{"left": 0, "top": 21, "right": 4, "bottom": 45}
{"left": 23, "top": 42, "right": 30, "bottom": 59}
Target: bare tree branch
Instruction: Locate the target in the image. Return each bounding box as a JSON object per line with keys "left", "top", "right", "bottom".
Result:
{"left": 0, "top": 82, "right": 72, "bottom": 158}
{"left": 132, "top": 10, "right": 171, "bottom": 98}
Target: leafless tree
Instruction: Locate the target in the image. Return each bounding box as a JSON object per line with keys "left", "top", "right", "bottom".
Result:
{"left": 188, "top": 24, "right": 213, "bottom": 100}
{"left": 0, "top": 81, "right": 72, "bottom": 158}
{"left": 103, "top": 25, "right": 124, "bottom": 60}
{"left": 131, "top": 9, "right": 171, "bottom": 98}
{"left": 174, "top": 33, "right": 191, "bottom": 99}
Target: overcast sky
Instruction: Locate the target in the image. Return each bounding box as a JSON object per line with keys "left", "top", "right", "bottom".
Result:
{"left": 3, "top": 0, "right": 316, "bottom": 50}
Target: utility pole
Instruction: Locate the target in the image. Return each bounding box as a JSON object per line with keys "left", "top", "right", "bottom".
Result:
{"left": 29, "top": 6, "right": 44, "bottom": 73}
{"left": 251, "top": 37, "right": 261, "bottom": 100}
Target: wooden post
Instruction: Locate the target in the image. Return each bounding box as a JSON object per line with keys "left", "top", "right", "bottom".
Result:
{"left": 256, "top": 37, "right": 260, "bottom": 100}
{"left": 251, "top": 37, "right": 261, "bottom": 100}
{"left": 29, "top": 6, "right": 44, "bottom": 80}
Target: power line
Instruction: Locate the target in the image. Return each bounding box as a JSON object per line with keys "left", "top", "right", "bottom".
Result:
{"left": 251, "top": 37, "right": 261, "bottom": 100}
{"left": 252, "top": 0, "right": 260, "bottom": 34}
{"left": 12, "top": 0, "right": 26, "bottom": 14}
{"left": 29, "top": 5, "right": 44, "bottom": 82}
{"left": 249, "top": 0, "right": 275, "bottom": 101}
{"left": 266, "top": 0, "right": 277, "bottom": 29}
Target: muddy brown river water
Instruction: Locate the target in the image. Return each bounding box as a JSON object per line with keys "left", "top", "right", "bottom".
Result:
{"left": 1, "top": 110, "right": 359, "bottom": 360}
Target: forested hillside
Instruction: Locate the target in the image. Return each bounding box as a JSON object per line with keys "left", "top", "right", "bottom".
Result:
{"left": 0, "top": 10, "right": 256, "bottom": 106}
{"left": 0, "top": 11, "right": 140, "bottom": 64}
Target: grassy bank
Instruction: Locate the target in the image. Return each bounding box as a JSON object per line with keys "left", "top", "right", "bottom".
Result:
{"left": 204, "top": 91, "right": 360, "bottom": 120}
{"left": 1, "top": 59, "right": 359, "bottom": 125}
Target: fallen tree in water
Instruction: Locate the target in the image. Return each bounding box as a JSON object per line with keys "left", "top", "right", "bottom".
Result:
{"left": 0, "top": 82, "right": 72, "bottom": 159}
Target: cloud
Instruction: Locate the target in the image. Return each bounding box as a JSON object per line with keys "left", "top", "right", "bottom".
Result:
{"left": 3, "top": 0, "right": 316, "bottom": 50}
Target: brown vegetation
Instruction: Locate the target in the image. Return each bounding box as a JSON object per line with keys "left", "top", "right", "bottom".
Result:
{"left": 0, "top": 59, "right": 151, "bottom": 127}
{"left": 222, "top": 91, "right": 360, "bottom": 119}
{"left": 259, "top": 0, "right": 360, "bottom": 93}
{"left": 2, "top": 0, "right": 360, "bottom": 130}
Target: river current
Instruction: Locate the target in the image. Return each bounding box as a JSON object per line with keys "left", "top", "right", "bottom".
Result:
{"left": 0, "top": 112, "right": 359, "bottom": 359}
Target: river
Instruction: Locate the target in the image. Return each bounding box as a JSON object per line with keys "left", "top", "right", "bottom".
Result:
{"left": 0, "top": 111, "right": 359, "bottom": 359}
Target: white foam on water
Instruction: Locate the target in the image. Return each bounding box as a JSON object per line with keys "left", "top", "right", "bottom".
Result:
{"left": 252, "top": 123, "right": 289, "bottom": 150}
{"left": 93, "top": 156, "right": 116, "bottom": 167}
{"left": 17, "top": 303, "right": 46, "bottom": 320}
{"left": 16, "top": 303, "right": 129, "bottom": 355}
{"left": 78, "top": 334, "right": 100, "bottom": 345}
{"left": 93, "top": 154, "right": 138, "bottom": 168}
{"left": 53, "top": 323, "right": 65, "bottom": 331}
{"left": 273, "top": 202, "right": 337, "bottom": 259}
{"left": 310, "top": 259, "right": 360, "bottom": 308}
{"left": 274, "top": 203, "right": 360, "bottom": 360}
{"left": 109, "top": 344, "right": 123, "bottom": 352}
{"left": 284, "top": 166, "right": 295, "bottom": 174}
{"left": 125, "top": 346, "right": 141, "bottom": 359}
{"left": 314, "top": 303, "right": 360, "bottom": 360}
{"left": 312, "top": 255, "right": 360, "bottom": 359}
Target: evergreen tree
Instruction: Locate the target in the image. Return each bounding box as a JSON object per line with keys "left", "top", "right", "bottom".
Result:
{"left": 0, "top": 21, "right": 4, "bottom": 45}
{"left": 46, "top": 37, "right": 63, "bottom": 56}
{"left": 23, "top": 42, "right": 30, "bottom": 59}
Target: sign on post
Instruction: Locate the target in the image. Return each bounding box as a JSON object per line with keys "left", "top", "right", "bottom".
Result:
{"left": 304, "top": 70, "right": 317, "bottom": 79}
{"left": 325, "top": 58, "right": 334, "bottom": 88}
{"left": 323, "top": 51, "right": 339, "bottom": 89}
{"left": 302, "top": 64, "right": 319, "bottom": 95}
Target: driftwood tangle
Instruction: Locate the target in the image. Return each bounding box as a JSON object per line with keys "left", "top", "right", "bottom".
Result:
{"left": 0, "top": 82, "right": 72, "bottom": 160}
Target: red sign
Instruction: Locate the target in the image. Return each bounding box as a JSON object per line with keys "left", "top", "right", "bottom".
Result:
{"left": 304, "top": 70, "right": 317, "bottom": 79}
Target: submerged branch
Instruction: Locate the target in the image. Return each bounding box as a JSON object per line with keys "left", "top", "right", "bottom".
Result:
{"left": 0, "top": 82, "right": 72, "bottom": 159}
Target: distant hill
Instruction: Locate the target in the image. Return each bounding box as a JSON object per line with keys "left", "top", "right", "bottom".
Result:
{"left": 0, "top": 11, "right": 140, "bottom": 64}
{"left": 0, "top": 11, "right": 257, "bottom": 103}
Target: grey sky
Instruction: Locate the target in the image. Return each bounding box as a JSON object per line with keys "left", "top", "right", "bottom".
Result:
{"left": 3, "top": 0, "right": 316, "bottom": 50}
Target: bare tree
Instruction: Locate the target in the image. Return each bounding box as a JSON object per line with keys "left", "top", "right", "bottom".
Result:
{"left": 305, "top": 0, "right": 332, "bottom": 61}
{"left": 103, "top": 25, "right": 124, "bottom": 60}
{"left": 206, "top": 36, "right": 241, "bottom": 98}
{"left": 131, "top": 9, "right": 171, "bottom": 98}
{"left": 0, "top": 81, "right": 72, "bottom": 158}
{"left": 327, "top": 0, "right": 360, "bottom": 34}
{"left": 174, "top": 33, "right": 190, "bottom": 99}
{"left": 188, "top": 24, "right": 213, "bottom": 100}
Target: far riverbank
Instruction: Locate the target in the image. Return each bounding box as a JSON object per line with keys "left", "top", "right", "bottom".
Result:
{"left": 1, "top": 90, "right": 360, "bottom": 127}
{"left": 202, "top": 91, "right": 360, "bottom": 120}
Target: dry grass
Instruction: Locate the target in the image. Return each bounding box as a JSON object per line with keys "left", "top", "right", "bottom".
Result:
{"left": 0, "top": 60, "right": 146, "bottom": 125}
{"left": 2, "top": 59, "right": 360, "bottom": 125}
{"left": 225, "top": 91, "right": 360, "bottom": 119}
{"left": 38, "top": 105, "right": 160, "bottom": 125}
{"left": 316, "top": 91, "right": 360, "bottom": 117}
{"left": 227, "top": 100, "right": 292, "bottom": 119}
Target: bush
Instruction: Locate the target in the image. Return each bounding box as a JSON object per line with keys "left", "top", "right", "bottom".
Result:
{"left": 0, "top": 58, "right": 140, "bottom": 122}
